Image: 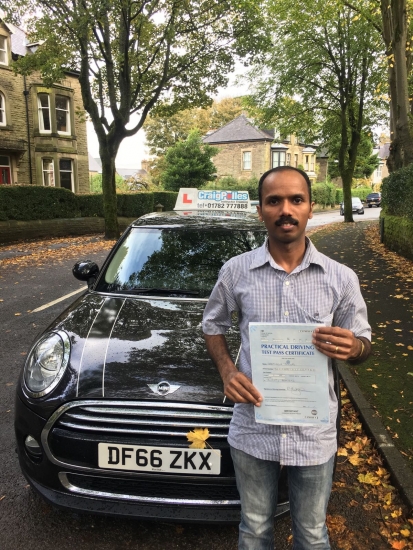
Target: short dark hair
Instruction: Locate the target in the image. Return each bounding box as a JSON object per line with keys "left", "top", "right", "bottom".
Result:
{"left": 258, "top": 166, "right": 312, "bottom": 205}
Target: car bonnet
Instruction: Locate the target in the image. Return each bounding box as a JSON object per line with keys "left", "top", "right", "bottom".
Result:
{"left": 54, "top": 292, "right": 238, "bottom": 403}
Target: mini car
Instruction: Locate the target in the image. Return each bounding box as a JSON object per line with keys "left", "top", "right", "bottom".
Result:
{"left": 339, "top": 197, "right": 364, "bottom": 215}
{"left": 15, "top": 207, "right": 290, "bottom": 523}
{"left": 366, "top": 192, "right": 381, "bottom": 208}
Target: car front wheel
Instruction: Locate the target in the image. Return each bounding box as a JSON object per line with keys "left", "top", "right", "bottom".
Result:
{"left": 340, "top": 208, "right": 344, "bottom": 215}
{"left": 368, "top": 204, "right": 372, "bottom": 208}
{"left": 358, "top": 209, "right": 364, "bottom": 215}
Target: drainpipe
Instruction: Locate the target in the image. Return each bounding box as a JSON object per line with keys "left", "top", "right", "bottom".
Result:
{"left": 23, "top": 76, "right": 33, "bottom": 185}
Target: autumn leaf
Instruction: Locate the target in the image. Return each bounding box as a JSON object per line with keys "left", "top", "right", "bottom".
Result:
{"left": 376, "top": 467, "right": 388, "bottom": 477}
{"left": 391, "top": 508, "right": 402, "bottom": 518}
{"left": 383, "top": 492, "right": 393, "bottom": 506}
{"left": 186, "top": 428, "right": 210, "bottom": 449}
{"left": 358, "top": 473, "right": 381, "bottom": 485}
{"left": 337, "top": 447, "right": 348, "bottom": 456}
{"left": 349, "top": 454, "right": 364, "bottom": 466}
{"left": 400, "top": 529, "right": 410, "bottom": 537}
{"left": 391, "top": 540, "right": 407, "bottom": 549}
{"left": 372, "top": 384, "right": 378, "bottom": 389}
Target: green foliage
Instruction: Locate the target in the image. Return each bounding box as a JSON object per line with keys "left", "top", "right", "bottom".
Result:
{"left": 380, "top": 212, "right": 413, "bottom": 261}
{"left": 311, "top": 182, "right": 337, "bottom": 207}
{"left": 145, "top": 98, "right": 246, "bottom": 157}
{"left": 160, "top": 131, "right": 218, "bottom": 191}
{"left": 328, "top": 131, "right": 379, "bottom": 179}
{"left": 0, "top": 186, "right": 178, "bottom": 221}
{"left": 0, "top": 185, "right": 79, "bottom": 221}
{"left": 89, "top": 174, "right": 127, "bottom": 194}
{"left": 201, "top": 175, "right": 260, "bottom": 199}
{"left": 381, "top": 164, "right": 413, "bottom": 220}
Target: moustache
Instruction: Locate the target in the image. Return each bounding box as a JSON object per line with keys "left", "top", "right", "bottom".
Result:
{"left": 275, "top": 216, "right": 299, "bottom": 226}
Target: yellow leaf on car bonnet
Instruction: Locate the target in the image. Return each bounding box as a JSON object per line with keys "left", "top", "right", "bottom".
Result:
{"left": 186, "top": 428, "right": 210, "bottom": 449}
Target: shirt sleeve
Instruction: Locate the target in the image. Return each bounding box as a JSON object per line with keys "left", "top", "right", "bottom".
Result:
{"left": 202, "top": 261, "right": 239, "bottom": 335}
{"left": 333, "top": 269, "right": 371, "bottom": 340}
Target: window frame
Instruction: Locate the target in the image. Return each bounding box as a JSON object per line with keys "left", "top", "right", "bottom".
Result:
{"left": 242, "top": 150, "right": 252, "bottom": 171}
{"left": 55, "top": 95, "right": 71, "bottom": 135}
{"left": 38, "top": 94, "right": 52, "bottom": 134}
{"left": 42, "top": 158, "right": 55, "bottom": 186}
{"left": 59, "top": 158, "right": 74, "bottom": 191}
{"left": 272, "top": 150, "right": 286, "bottom": 168}
{"left": 0, "top": 35, "right": 8, "bottom": 66}
{"left": 0, "top": 91, "right": 6, "bottom": 126}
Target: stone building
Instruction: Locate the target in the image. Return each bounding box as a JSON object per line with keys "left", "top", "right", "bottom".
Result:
{"left": 371, "top": 142, "right": 390, "bottom": 186}
{"left": 0, "top": 21, "right": 89, "bottom": 192}
{"left": 202, "top": 115, "right": 322, "bottom": 183}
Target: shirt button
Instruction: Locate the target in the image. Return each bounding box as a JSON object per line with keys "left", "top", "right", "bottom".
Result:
{"left": 284, "top": 311, "right": 289, "bottom": 316}
{"left": 285, "top": 281, "right": 290, "bottom": 286}
{"left": 281, "top": 434, "right": 287, "bottom": 438}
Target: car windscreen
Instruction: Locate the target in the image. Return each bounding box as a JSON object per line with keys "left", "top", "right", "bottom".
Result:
{"left": 95, "top": 226, "right": 267, "bottom": 298}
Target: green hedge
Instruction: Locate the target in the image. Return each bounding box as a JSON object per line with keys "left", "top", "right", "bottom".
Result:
{"left": 0, "top": 185, "right": 79, "bottom": 221}
{"left": 381, "top": 164, "right": 413, "bottom": 220}
{"left": 381, "top": 212, "right": 413, "bottom": 261}
{"left": 0, "top": 186, "right": 178, "bottom": 221}
{"left": 311, "top": 182, "right": 336, "bottom": 206}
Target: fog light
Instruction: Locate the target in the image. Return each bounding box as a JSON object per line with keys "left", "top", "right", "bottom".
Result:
{"left": 24, "top": 435, "right": 42, "bottom": 459}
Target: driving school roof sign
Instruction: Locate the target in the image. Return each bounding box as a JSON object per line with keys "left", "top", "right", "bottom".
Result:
{"left": 174, "top": 188, "right": 251, "bottom": 211}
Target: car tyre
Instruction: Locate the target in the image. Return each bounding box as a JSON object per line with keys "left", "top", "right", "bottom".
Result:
{"left": 368, "top": 204, "right": 372, "bottom": 208}
{"left": 358, "top": 209, "right": 364, "bottom": 215}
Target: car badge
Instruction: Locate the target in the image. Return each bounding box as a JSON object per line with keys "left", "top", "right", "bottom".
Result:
{"left": 148, "top": 381, "right": 180, "bottom": 396}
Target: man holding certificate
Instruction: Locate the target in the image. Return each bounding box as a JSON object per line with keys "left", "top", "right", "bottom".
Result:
{"left": 203, "top": 166, "right": 371, "bottom": 550}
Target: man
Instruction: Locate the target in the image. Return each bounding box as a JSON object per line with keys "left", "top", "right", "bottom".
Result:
{"left": 202, "top": 166, "right": 371, "bottom": 550}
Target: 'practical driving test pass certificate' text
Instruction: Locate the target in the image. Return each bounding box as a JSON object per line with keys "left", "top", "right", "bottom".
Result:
{"left": 249, "top": 323, "right": 330, "bottom": 426}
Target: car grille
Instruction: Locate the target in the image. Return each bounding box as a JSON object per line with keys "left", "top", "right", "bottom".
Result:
{"left": 43, "top": 400, "right": 234, "bottom": 473}
{"left": 49, "top": 401, "right": 232, "bottom": 439}
{"left": 60, "top": 472, "right": 240, "bottom": 504}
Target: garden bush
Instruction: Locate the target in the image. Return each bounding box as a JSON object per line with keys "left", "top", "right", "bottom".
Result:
{"left": 381, "top": 164, "right": 413, "bottom": 220}
{"left": 0, "top": 186, "right": 178, "bottom": 221}
{"left": 0, "top": 185, "right": 80, "bottom": 220}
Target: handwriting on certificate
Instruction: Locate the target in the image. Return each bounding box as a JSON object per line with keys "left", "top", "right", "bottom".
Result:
{"left": 249, "top": 323, "right": 330, "bottom": 426}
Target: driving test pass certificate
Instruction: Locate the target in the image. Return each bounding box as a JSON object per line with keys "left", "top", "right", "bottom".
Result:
{"left": 249, "top": 323, "right": 330, "bottom": 426}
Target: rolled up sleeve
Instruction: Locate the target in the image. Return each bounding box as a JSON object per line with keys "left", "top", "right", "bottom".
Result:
{"left": 202, "top": 263, "right": 239, "bottom": 335}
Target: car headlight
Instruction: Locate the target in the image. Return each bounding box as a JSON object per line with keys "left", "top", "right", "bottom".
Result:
{"left": 24, "top": 331, "right": 70, "bottom": 397}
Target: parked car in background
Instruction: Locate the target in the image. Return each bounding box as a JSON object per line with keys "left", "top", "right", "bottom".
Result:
{"left": 15, "top": 195, "right": 290, "bottom": 524}
{"left": 366, "top": 192, "right": 381, "bottom": 208}
{"left": 340, "top": 197, "right": 364, "bottom": 216}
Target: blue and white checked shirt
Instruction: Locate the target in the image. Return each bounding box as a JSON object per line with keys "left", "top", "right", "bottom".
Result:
{"left": 202, "top": 237, "right": 371, "bottom": 466}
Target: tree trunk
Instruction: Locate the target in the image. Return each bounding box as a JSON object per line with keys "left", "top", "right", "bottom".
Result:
{"left": 381, "top": 0, "right": 413, "bottom": 171}
{"left": 100, "top": 149, "right": 119, "bottom": 239}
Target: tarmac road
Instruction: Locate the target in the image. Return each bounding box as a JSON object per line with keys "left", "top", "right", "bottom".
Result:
{"left": 0, "top": 206, "right": 394, "bottom": 550}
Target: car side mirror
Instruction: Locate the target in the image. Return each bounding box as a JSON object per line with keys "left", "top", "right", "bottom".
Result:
{"left": 73, "top": 260, "right": 100, "bottom": 289}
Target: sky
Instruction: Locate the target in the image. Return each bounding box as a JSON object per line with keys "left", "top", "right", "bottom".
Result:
{"left": 86, "top": 71, "right": 250, "bottom": 171}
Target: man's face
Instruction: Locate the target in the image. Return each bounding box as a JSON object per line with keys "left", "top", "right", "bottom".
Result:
{"left": 256, "top": 170, "right": 314, "bottom": 245}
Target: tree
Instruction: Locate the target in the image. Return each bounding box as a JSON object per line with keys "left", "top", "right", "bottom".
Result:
{"left": 245, "top": 0, "right": 387, "bottom": 221}
{"left": 144, "top": 97, "right": 245, "bottom": 157}
{"left": 6, "top": 0, "right": 267, "bottom": 238}
{"left": 344, "top": 0, "right": 413, "bottom": 172}
{"left": 160, "top": 130, "right": 218, "bottom": 191}
{"left": 328, "top": 131, "right": 379, "bottom": 180}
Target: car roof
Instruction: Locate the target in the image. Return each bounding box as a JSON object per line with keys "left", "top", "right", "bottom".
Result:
{"left": 131, "top": 210, "right": 264, "bottom": 230}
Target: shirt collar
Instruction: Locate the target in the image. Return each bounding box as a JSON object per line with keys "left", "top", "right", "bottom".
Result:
{"left": 249, "top": 237, "right": 327, "bottom": 273}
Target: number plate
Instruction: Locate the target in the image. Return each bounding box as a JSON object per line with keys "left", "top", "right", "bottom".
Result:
{"left": 98, "top": 443, "right": 221, "bottom": 475}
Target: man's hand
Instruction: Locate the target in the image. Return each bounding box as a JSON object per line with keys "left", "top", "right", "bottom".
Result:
{"left": 312, "top": 326, "right": 363, "bottom": 360}
{"left": 204, "top": 334, "right": 262, "bottom": 406}
{"left": 222, "top": 370, "right": 263, "bottom": 407}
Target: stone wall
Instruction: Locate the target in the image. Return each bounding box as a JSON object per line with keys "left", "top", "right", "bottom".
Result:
{"left": 0, "top": 217, "right": 137, "bottom": 244}
{"left": 211, "top": 141, "right": 271, "bottom": 180}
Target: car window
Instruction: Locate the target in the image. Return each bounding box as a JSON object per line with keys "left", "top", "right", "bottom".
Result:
{"left": 96, "top": 227, "right": 266, "bottom": 297}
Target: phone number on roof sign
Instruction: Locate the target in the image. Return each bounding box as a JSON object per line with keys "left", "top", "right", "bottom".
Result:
{"left": 197, "top": 202, "right": 249, "bottom": 209}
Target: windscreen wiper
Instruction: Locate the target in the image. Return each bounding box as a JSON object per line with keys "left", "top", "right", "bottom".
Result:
{"left": 116, "top": 288, "right": 200, "bottom": 296}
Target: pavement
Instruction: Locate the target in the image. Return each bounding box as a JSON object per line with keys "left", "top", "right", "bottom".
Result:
{"left": 310, "top": 220, "right": 413, "bottom": 513}
{"left": 1, "top": 217, "right": 413, "bottom": 515}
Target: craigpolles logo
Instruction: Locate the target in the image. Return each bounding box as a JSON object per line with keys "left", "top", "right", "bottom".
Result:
{"left": 148, "top": 381, "right": 180, "bottom": 396}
